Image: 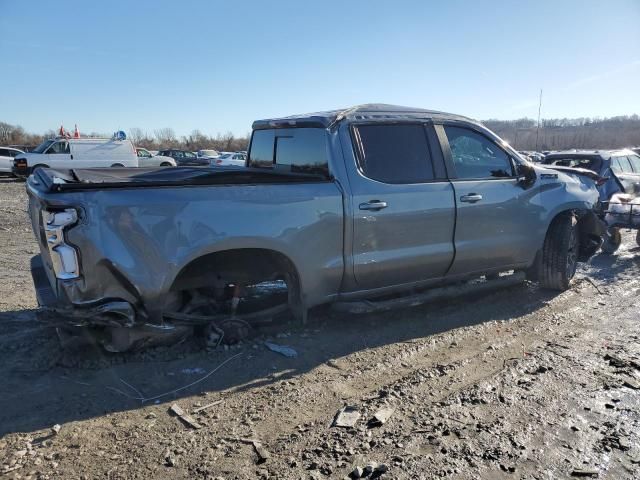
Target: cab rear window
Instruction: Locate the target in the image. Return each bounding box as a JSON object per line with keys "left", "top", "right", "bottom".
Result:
{"left": 248, "top": 128, "right": 329, "bottom": 176}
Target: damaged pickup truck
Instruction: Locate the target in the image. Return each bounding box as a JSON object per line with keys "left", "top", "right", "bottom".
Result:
{"left": 26, "top": 104, "right": 606, "bottom": 351}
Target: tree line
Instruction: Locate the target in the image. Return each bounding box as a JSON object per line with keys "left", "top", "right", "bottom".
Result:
{"left": 0, "top": 122, "right": 250, "bottom": 152}
{"left": 2, "top": 115, "right": 639, "bottom": 153}
{"left": 484, "top": 114, "right": 640, "bottom": 151}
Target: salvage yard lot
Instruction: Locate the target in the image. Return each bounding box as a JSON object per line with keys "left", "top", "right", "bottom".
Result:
{"left": 0, "top": 177, "right": 639, "bottom": 479}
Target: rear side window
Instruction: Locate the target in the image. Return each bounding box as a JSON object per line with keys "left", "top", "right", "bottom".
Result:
{"left": 248, "top": 128, "right": 329, "bottom": 176}
{"left": 0, "top": 149, "right": 8, "bottom": 157}
{"left": 626, "top": 154, "right": 640, "bottom": 173}
{"left": 248, "top": 130, "right": 275, "bottom": 168}
{"left": 443, "top": 126, "right": 512, "bottom": 179}
{"left": 613, "top": 155, "right": 633, "bottom": 173}
{"left": 352, "top": 124, "right": 435, "bottom": 184}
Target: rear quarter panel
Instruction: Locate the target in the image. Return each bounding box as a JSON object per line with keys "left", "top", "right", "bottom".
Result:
{"left": 59, "top": 182, "right": 344, "bottom": 315}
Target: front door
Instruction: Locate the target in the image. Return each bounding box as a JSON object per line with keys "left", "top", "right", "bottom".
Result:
{"left": 345, "top": 122, "right": 456, "bottom": 290}
{"left": 45, "top": 140, "right": 72, "bottom": 168}
{"left": 438, "top": 124, "right": 540, "bottom": 276}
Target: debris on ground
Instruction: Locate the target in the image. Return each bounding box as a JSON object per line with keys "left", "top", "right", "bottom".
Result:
{"left": 264, "top": 341, "right": 298, "bottom": 358}
{"left": 252, "top": 440, "right": 270, "bottom": 464}
{"left": 368, "top": 406, "right": 395, "bottom": 427}
{"left": 571, "top": 467, "right": 600, "bottom": 477}
{"left": 333, "top": 406, "right": 361, "bottom": 428}
{"left": 192, "top": 399, "right": 223, "bottom": 414}
{"left": 169, "top": 403, "right": 202, "bottom": 429}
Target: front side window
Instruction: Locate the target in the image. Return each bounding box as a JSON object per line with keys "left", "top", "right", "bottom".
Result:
{"left": 184, "top": 152, "right": 196, "bottom": 159}
{"left": 32, "top": 140, "right": 54, "bottom": 154}
{"left": 443, "top": 126, "right": 512, "bottom": 179}
{"left": 0, "top": 149, "right": 8, "bottom": 157}
{"left": 46, "top": 141, "right": 70, "bottom": 154}
{"left": 353, "top": 124, "right": 435, "bottom": 184}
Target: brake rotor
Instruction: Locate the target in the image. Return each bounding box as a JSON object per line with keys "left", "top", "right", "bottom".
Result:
{"left": 217, "top": 317, "right": 253, "bottom": 344}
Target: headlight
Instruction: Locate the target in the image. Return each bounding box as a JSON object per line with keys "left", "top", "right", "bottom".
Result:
{"left": 42, "top": 209, "right": 80, "bottom": 279}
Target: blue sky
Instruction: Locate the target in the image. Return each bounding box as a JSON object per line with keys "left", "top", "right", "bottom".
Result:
{"left": 1, "top": 0, "right": 639, "bottom": 136}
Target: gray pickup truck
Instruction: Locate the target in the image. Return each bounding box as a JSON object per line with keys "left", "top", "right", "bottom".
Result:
{"left": 26, "top": 104, "right": 605, "bottom": 351}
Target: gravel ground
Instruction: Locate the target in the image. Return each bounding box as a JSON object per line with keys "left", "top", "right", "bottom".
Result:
{"left": 0, "top": 176, "right": 639, "bottom": 479}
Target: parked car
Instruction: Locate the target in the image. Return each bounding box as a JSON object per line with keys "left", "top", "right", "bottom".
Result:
{"left": 13, "top": 137, "right": 138, "bottom": 176}
{"left": 26, "top": 104, "right": 605, "bottom": 351}
{"left": 156, "top": 149, "right": 209, "bottom": 166}
{"left": 544, "top": 149, "right": 640, "bottom": 252}
{"left": 135, "top": 148, "right": 176, "bottom": 167}
{"left": 0, "top": 147, "right": 24, "bottom": 175}
{"left": 211, "top": 151, "right": 246, "bottom": 167}
{"left": 197, "top": 149, "right": 220, "bottom": 160}
{"left": 543, "top": 149, "right": 640, "bottom": 200}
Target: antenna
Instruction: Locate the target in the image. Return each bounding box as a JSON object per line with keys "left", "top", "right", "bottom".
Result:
{"left": 535, "top": 89, "right": 543, "bottom": 151}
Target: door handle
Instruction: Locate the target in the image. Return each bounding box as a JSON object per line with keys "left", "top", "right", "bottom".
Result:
{"left": 70, "top": 154, "right": 73, "bottom": 160}
{"left": 359, "top": 200, "right": 388, "bottom": 211}
{"left": 460, "top": 193, "right": 483, "bottom": 203}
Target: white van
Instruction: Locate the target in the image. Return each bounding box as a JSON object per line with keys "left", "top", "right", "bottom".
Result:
{"left": 13, "top": 137, "right": 138, "bottom": 175}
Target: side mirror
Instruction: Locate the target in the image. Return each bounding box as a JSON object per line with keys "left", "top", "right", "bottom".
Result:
{"left": 517, "top": 162, "right": 537, "bottom": 189}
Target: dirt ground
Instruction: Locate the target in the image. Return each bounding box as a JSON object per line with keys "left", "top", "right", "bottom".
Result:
{"left": 0, "top": 176, "right": 639, "bottom": 480}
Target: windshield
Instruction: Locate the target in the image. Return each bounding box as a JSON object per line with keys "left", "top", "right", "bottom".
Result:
{"left": 219, "top": 153, "right": 232, "bottom": 159}
{"left": 32, "top": 139, "right": 55, "bottom": 154}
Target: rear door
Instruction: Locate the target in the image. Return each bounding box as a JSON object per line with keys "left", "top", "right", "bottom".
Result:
{"left": 345, "top": 122, "right": 456, "bottom": 290}
{"left": 0, "top": 148, "right": 12, "bottom": 172}
{"left": 437, "top": 124, "right": 539, "bottom": 276}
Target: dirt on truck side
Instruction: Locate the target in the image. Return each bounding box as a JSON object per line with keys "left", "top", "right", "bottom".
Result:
{"left": 0, "top": 176, "right": 639, "bottom": 479}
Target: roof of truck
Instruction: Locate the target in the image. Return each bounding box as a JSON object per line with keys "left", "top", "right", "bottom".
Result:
{"left": 252, "top": 103, "right": 476, "bottom": 130}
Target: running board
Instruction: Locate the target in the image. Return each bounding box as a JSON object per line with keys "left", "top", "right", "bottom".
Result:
{"left": 331, "top": 272, "right": 526, "bottom": 314}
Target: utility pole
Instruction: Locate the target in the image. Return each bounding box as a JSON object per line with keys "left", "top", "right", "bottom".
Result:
{"left": 535, "top": 89, "right": 543, "bottom": 151}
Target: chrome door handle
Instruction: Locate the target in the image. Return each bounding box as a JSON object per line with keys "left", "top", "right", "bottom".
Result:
{"left": 460, "top": 193, "right": 483, "bottom": 203}
{"left": 359, "top": 200, "right": 388, "bottom": 211}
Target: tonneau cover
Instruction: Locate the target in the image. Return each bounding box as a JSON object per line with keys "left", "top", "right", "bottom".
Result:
{"left": 33, "top": 166, "right": 327, "bottom": 192}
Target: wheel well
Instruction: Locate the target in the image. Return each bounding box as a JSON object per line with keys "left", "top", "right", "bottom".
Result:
{"left": 170, "top": 248, "right": 303, "bottom": 313}
{"left": 545, "top": 209, "right": 604, "bottom": 261}
{"left": 160, "top": 162, "right": 171, "bottom": 166}
{"left": 111, "top": 163, "right": 125, "bottom": 167}
{"left": 32, "top": 164, "right": 49, "bottom": 169}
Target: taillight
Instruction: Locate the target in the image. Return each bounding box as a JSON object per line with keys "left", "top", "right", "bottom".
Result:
{"left": 216, "top": 159, "right": 222, "bottom": 164}
{"left": 596, "top": 176, "right": 609, "bottom": 187}
{"left": 42, "top": 209, "right": 80, "bottom": 279}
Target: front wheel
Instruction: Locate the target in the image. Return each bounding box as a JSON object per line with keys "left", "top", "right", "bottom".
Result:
{"left": 538, "top": 213, "right": 579, "bottom": 291}
{"left": 601, "top": 227, "right": 622, "bottom": 254}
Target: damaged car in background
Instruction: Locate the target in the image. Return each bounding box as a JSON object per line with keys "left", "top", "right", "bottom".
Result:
{"left": 26, "top": 104, "right": 606, "bottom": 352}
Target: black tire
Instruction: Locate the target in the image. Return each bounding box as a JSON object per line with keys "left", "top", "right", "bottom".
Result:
{"left": 110, "top": 163, "right": 125, "bottom": 167}
{"left": 160, "top": 162, "right": 172, "bottom": 167}
{"left": 538, "top": 213, "right": 579, "bottom": 291}
{"left": 601, "top": 227, "right": 622, "bottom": 254}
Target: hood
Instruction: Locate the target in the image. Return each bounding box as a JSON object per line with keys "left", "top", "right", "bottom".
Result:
{"left": 532, "top": 164, "right": 600, "bottom": 205}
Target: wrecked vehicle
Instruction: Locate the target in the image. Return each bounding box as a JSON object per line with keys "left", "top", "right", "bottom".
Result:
{"left": 26, "top": 104, "right": 605, "bottom": 351}
{"left": 544, "top": 149, "right": 640, "bottom": 252}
